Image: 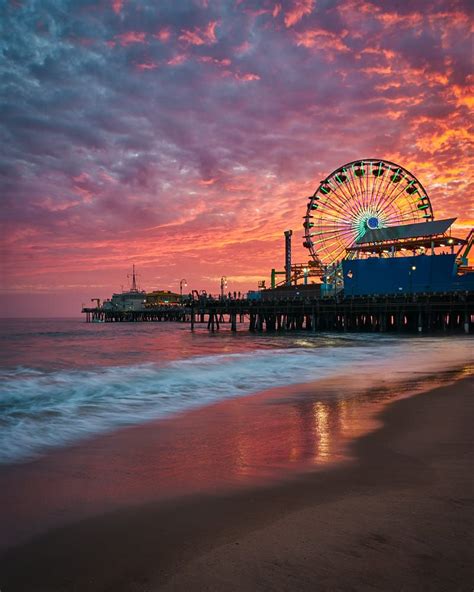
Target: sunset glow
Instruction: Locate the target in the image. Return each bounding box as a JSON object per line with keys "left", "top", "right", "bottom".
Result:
{"left": 0, "top": 0, "right": 472, "bottom": 316}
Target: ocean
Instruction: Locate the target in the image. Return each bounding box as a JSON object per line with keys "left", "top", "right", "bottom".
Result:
{"left": 1, "top": 318, "right": 472, "bottom": 466}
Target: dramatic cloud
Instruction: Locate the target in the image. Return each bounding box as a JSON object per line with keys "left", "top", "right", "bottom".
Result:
{"left": 0, "top": 0, "right": 472, "bottom": 314}
{"left": 284, "top": 0, "right": 315, "bottom": 27}
{"left": 179, "top": 20, "right": 219, "bottom": 45}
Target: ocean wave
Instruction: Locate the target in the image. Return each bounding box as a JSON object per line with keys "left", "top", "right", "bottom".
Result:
{"left": 0, "top": 338, "right": 472, "bottom": 464}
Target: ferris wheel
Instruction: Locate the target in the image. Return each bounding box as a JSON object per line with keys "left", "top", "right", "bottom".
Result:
{"left": 303, "top": 159, "right": 434, "bottom": 267}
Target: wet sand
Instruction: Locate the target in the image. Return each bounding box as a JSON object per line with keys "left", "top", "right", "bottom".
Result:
{"left": 0, "top": 375, "right": 473, "bottom": 591}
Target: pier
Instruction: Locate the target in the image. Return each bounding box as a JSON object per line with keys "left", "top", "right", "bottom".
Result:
{"left": 82, "top": 162, "right": 474, "bottom": 335}
{"left": 83, "top": 291, "right": 473, "bottom": 334}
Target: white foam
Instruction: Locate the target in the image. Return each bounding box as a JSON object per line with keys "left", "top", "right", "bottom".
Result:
{"left": 0, "top": 336, "right": 472, "bottom": 464}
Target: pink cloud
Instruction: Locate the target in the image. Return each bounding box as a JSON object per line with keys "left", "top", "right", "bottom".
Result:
{"left": 234, "top": 41, "right": 251, "bottom": 54}
{"left": 199, "top": 56, "right": 232, "bottom": 66}
{"left": 111, "top": 0, "right": 123, "bottom": 14}
{"left": 179, "top": 20, "right": 218, "bottom": 46}
{"left": 234, "top": 72, "right": 260, "bottom": 81}
{"left": 199, "top": 178, "right": 218, "bottom": 185}
{"left": 295, "top": 28, "right": 349, "bottom": 54}
{"left": 114, "top": 31, "right": 146, "bottom": 46}
{"left": 36, "top": 196, "right": 82, "bottom": 212}
{"left": 284, "top": 0, "right": 315, "bottom": 28}
{"left": 136, "top": 62, "right": 159, "bottom": 71}
{"left": 167, "top": 54, "right": 187, "bottom": 66}
{"left": 72, "top": 173, "right": 94, "bottom": 203}
{"left": 154, "top": 27, "right": 171, "bottom": 43}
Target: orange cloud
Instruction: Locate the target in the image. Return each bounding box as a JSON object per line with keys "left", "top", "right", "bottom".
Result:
{"left": 361, "top": 65, "right": 393, "bottom": 76}
{"left": 179, "top": 21, "right": 218, "bottom": 46}
{"left": 452, "top": 82, "right": 474, "bottom": 109}
{"left": 284, "top": 0, "right": 315, "bottom": 28}
{"left": 416, "top": 128, "right": 472, "bottom": 153}
{"left": 377, "top": 11, "right": 424, "bottom": 29}
{"left": 295, "top": 29, "right": 349, "bottom": 56}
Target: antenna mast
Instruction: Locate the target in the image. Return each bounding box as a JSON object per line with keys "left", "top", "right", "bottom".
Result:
{"left": 128, "top": 264, "right": 139, "bottom": 292}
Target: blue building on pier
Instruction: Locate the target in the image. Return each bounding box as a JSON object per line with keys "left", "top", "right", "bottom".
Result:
{"left": 342, "top": 218, "right": 474, "bottom": 296}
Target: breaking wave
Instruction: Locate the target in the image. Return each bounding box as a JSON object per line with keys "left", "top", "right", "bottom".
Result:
{"left": 0, "top": 337, "right": 472, "bottom": 464}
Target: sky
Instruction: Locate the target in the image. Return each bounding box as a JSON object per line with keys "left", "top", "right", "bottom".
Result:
{"left": 0, "top": 0, "right": 473, "bottom": 316}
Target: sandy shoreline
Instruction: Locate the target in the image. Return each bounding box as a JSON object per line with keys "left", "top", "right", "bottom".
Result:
{"left": 0, "top": 372, "right": 472, "bottom": 590}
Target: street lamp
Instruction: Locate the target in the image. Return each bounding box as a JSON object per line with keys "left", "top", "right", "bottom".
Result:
{"left": 220, "top": 276, "right": 227, "bottom": 299}
{"left": 303, "top": 267, "right": 308, "bottom": 286}
{"left": 179, "top": 278, "right": 187, "bottom": 297}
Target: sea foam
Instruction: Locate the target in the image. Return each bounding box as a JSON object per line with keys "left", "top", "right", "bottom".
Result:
{"left": 0, "top": 337, "right": 471, "bottom": 464}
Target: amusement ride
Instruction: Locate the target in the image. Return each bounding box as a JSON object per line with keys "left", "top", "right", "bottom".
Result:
{"left": 268, "top": 158, "right": 472, "bottom": 291}
{"left": 303, "top": 159, "right": 434, "bottom": 266}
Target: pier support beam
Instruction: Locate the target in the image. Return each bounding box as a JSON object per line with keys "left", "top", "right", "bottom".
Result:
{"left": 249, "top": 313, "right": 256, "bottom": 332}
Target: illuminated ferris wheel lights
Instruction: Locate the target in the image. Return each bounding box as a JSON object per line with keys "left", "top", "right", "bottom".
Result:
{"left": 372, "top": 162, "right": 385, "bottom": 176}
{"left": 303, "top": 159, "right": 435, "bottom": 266}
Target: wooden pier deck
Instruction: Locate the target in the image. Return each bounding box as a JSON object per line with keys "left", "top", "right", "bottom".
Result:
{"left": 82, "top": 292, "right": 473, "bottom": 334}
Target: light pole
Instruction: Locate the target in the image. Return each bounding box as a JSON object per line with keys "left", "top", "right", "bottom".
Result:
{"left": 408, "top": 265, "right": 416, "bottom": 293}
{"left": 179, "top": 278, "right": 187, "bottom": 297}
{"left": 220, "top": 276, "right": 227, "bottom": 299}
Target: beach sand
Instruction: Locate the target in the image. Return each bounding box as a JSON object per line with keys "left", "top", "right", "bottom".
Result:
{"left": 0, "top": 375, "right": 472, "bottom": 591}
